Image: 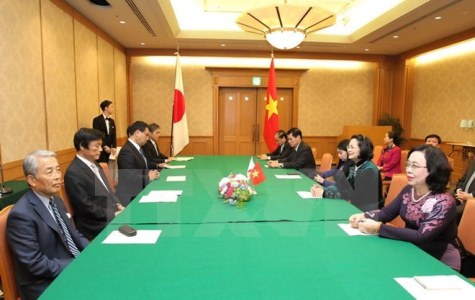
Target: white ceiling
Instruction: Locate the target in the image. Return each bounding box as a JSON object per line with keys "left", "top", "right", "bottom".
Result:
{"left": 64, "top": 0, "right": 475, "bottom": 55}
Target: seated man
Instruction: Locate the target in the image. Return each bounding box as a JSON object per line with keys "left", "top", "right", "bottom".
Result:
{"left": 454, "top": 159, "right": 475, "bottom": 223}
{"left": 143, "top": 123, "right": 175, "bottom": 169}
{"left": 425, "top": 133, "right": 454, "bottom": 169}
{"left": 7, "top": 150, "right": 89, "bottom": 299}
{"left": 257, "top": 129, "right": 292, "bottom": 161}
{"left": 64, "top": 128, "right": 124, "bottom": 240}
{"left": 268, "top": 128, "right": 316, "bottom": 178}
{"left": 116, "top": 121, "right": 160, "bottom": 205}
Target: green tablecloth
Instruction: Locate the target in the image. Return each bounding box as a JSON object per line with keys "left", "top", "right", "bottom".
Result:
{"left": 39, "top": 156, "right": 473, "bottom": 299}
{"left": 112, "top": 156, "right": 360, "bottom": 224}
{"left": 41, "top": 221, "right": 464, "bottom": 299}
{"left": 0, "top": 180, "right": 28, "bottom": 209}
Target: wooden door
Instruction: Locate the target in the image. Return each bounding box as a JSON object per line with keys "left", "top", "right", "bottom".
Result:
{"left": 218, "top": 87, "right": 293, "bottom": 155}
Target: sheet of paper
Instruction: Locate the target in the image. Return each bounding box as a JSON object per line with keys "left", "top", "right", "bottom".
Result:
{"left": 395, "top": 276, "right": 475, "bottom": 300}
{"left": 413, "top": 275, "right": 469, "bottom": 290}
{"left": 297, "top": 191, "right": 321, "bottom": 199}
{"left": 337, "top": 223, "right": 377, "bottom": 236}
{"left": 108, "top": 146, "right": 121, "bottom": 160}
{"left": 139, "top": 191, "right": 179, "bottom": 203}
{"left": 102, "top": 230, "right": 162, "bottom": 244}
{"left": 163, "top": 164, "right": 186, "bottom": 169}
{"left": 175, "top": 157, "right": 194, "bottom": 161}
{"left": 147, "top": 190, "right": 183, "bottom": 196}
{"left": 275, "top": 174, "right": 302, "bottom": 179}
{"left": 166, "top": 176, "right": 186, "bottom": 182}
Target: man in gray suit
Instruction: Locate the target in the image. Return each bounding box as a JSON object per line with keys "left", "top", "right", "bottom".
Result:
{"left": 7, "top": 150, "right": 89, "bottom": 299}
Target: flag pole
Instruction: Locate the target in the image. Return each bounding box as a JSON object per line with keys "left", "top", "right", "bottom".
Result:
{"left": 169, "top": 49, "right": 179, "bottom": 157}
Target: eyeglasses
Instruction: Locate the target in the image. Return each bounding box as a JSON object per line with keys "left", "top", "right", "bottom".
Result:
{"left": 405, "top": 161, "right": 427, "bottom": 171}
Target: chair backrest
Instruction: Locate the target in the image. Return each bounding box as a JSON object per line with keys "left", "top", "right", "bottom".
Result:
{"left": 319, "top": 153, "right": 333, "bottom": 173}
{"left": 0, "top": 205, "right": 20, "bottom": 300}
{"left": 99, "top": 162, "right": 116, "bottom": 193}
{"left": 58, "top": 184, "right": 75, "bottom": 220}
{"left": 400, "top": 150, "right": 409, "bottom": 171}
{"left": 459, "top": 199, "right": 475, "bottom": 254}
{"left": 384, "top": 173, "right": 408, "bottom": 228}
{"left": 311, "top": 147, "right": 317, "bottom": 162}
{"left": 372, "top": 145, "right": 383, "bottom": 164}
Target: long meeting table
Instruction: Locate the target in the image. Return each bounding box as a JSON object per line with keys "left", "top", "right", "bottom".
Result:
{"left": 40, "top": 156, "right": 473, "bottom": 299}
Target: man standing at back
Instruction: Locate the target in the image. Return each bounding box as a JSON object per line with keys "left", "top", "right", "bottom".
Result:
{"left": 92, "top": 100, "right": 116, "bottom": 163}
{"left": 7, "top": 150, "right": 89, "bottom": 299}
{"left": 116, "top": 121, "right": 160, "bottom": 205}
{"left": 64, "top": 128, "right": 124, "bottom": 240}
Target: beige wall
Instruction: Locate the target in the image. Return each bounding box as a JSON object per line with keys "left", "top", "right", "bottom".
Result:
{"left": 412, "top": 50, "right": 475, "bottom": 144}
{"left": 130, "top": 58, "right": 214, "bottom": 136}
{"left": 0, "top": 0, "right": 127, "bottom": 165}
{"left": 299, "top": 63, "right": 375, "bottom": 136}
{"left": 130, "top": 58, "right": 375, "bottom": 138}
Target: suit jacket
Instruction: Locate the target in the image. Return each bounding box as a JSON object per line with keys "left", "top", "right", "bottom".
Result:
{"left": 329, "top": 160, "right": 382, "bottom": 211}
{"left": 116, "top": 140, "right": 151, "bottom": 205}
{"left": 267, "top": 142, "right": 292, "bottom": 161}
{"left": 64, "top": 157, "right": 120, "bottom": 240}
{"left": 279, "top": 142, "right": 316, "bottom": 178}
{"left": 6, "top": 190, "right": 89, "bottom": 300}
{"left": 143, "top": 140, "right": 168, "bottom": 168}
{"left": 92, "top": 114, "right": 116, "bottom": 163}
{"left": 455, "top": 159, "right": 475, "bottom": 194}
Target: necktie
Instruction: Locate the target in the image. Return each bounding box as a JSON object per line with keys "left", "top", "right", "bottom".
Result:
{"left": 91, "top": 163, "right": 109, "bottom": 192}
{"left": 140, "top": 148, "right": 148, "bottom": 168}
{"left": 105, "top": 117, "right": 110, "bottom": 135}
{"left": 49, "top": 199, "right": 80, "bottom": 257}
{"left": 464, "top": 171, "right": 475, "bottom": 193}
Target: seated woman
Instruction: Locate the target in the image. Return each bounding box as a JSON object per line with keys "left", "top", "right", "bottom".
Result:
{"left": 311, "top": 134, "right": 382, "bottom": 211}
{"left": 348, "top": 144, "right": 460, "bottom": 270}
{"left": 377, "top": 131, "right": 402, "bottom": 181}
{"left": 314, "top": 139, "right": 350, "bottom": 187}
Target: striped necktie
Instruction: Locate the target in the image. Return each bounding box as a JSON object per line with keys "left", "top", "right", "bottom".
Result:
{"left": 49, "top": 199, "right": 80, "bottom": 257}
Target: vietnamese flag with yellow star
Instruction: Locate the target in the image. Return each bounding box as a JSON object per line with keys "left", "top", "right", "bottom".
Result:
{"left": 247, "top": 157, "right": 266, "bottom": 185}
{"left": 264, "top": 56, "right": 279, "bottom": 151}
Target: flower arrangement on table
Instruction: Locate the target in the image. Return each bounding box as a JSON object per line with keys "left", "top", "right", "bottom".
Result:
{"left": 218, "top": 173, "right": 256, "bottom": 207}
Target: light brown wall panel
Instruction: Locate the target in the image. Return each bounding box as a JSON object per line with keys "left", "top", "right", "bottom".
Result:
{"left": 41, "top": 0, "right": 77, "bottom": 151}
{"left": 74, "top": 20, "right": 99, "bottom": 128}
{"left": 97, "top": 37, "right": 115, "bottom": 109}
{"left": 0, "top": 0, "right": 46, "bottom": 162}
{"left": 297, "top": 63, "right": 375, "bottom": 137}
{"left": 412, "top": 51, "right": 475, "bottom": 144}
{"left": 114, "top": 49, "right": 128, "bottom": 139}
{"left": 130, "top": 57, "right": 213, "bottom": 136}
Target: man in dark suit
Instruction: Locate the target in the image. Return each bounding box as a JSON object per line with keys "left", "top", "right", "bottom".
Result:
{"left": 6, "top": 150, "right": 89, "bottom": 300}
{"left": 268, "top": 128, "right": 316, "bottom": 178}
{"left": 92, "top": 100, "right": 117, "bottom": 163}
{"left": 143, "top": 123, "right": 175, "bottom": 169}
{"left": 454, "top": 159, "right": 475, "bottom": 223}
{"left": 257, "top": 129, "right": 292, "bottom": 161}
{"left": 116, "top": 121, "right": 160, "bottom": 205}
{"left": 64, "top": 128, "right": 124, "bottom": 240}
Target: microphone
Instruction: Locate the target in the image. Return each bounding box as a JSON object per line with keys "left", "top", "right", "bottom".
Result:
{"left": 0, "top": 163, "right": 13, "bottom": 195}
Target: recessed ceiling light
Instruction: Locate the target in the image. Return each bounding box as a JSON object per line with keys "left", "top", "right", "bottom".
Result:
{"left": 220, "top": 44, "right": 226, "bottom": 47}
{"left": 364, "top": 48, "right": 369, "bottom": 52}
{"left": 140, "top": 42, "right": 146, "bottom": 46}
{"left": 393, "top": 35, "right": 399, "bottom": 39}
{"left": 434, "top": 16, "right": 442, "bottom": 20}
{"left": 119, "top": 20, "right": 126, "bottom": 24}
{"left": 89, "top": 0, "right": 110, "bottom": 7}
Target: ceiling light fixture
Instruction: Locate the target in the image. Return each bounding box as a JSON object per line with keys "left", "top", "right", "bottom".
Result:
{"left": 236, "top": 3, "right": 336, "bottom": 50}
